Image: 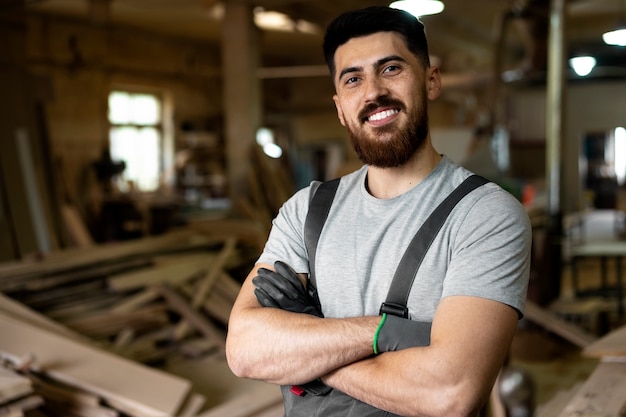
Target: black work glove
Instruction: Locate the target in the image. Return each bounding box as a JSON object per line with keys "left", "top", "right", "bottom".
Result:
{"left": 374, "top": 314, "right": 432, "bottom": 354}
{"left": 252, "top": 261, "right": 323, "bottom": 317}
{"left": 252, "top": 261, "right": 330, "bottom": 396}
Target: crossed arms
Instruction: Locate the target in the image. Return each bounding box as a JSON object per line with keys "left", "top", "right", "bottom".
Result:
{"left": 225, "top": 262, "right": 518, "bottom": 417}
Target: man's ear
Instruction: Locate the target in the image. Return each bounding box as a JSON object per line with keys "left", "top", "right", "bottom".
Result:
{"left": 333, "top": 95, "right": 346, "bottom": 126}
{"left": 426, "top": 66, "right": 442, "bottom": 101}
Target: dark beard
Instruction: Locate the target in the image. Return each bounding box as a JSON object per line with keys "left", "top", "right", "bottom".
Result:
{"left": 348, "top": 96, "right": 429, "bottom": 168}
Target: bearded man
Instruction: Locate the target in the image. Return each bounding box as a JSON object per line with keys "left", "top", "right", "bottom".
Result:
{"left": 226, "top": 6, "right": 532, "bottom": 417}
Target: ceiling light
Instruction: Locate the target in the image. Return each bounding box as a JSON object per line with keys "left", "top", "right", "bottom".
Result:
{"left": 603, "top": 27, "right": 626, "bottom": 46}
{"left": 603, "top": 0, "right": 626, "bottom": 46}
{"left": 569, "top": 56, "right": 596, "bottom": 77}
{"left": 254, "top": 8, "right": 294, "bottom": 31}
{"left": 389, "top": 0, "right": 445, "bottom": 18}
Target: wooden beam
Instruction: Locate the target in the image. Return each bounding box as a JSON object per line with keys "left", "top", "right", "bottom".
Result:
{"left": 523, "top": 301, "right": 597, "bottom": 348}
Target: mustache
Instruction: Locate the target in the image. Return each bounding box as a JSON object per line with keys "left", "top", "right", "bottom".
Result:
{"left": 358, "top": 97, "right": 406, "bottom": 122}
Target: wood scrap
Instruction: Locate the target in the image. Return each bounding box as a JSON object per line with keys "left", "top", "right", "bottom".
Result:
{"left": 107, "top": 256, "right": 213, "bottom": 292}
{"left": 173, "top": 238, "right": 236, "bottom": 340}
{"left": 0, "top": 229, "right": 221, "bottom": 285}
{"left": 61, "top": 303, "right": 170, "bottom": 340}
{"left": 188, "top": 218, "right": 267, "bottom": 251}
{"left": 0, "top": 393, "right": 44, "bottom": 417}
{"left": 0, "top": 367, "right": 32, "bottom": 405}
{"left": 155, "top": 285, "right": 224, "bottom": 350}
{"left": 60, "top": 203, "right": 95, "bottom": 248}
{"left": 0, "top": 227, "right": 262, "bottom": 416}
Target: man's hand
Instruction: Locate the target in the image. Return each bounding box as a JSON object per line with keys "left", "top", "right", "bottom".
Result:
{"left": 375, "top": 314, "right": 432, "bottom": 354}
{"left": 252, "top": 261, "right": 323, "bottom": 317}
{"left": 252, "top": 261, "right": 331, "bottom": 396}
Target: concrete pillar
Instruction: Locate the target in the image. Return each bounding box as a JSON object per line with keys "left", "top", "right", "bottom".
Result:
{"left": 221, "top": 3, "right": 262, "bottom": 203}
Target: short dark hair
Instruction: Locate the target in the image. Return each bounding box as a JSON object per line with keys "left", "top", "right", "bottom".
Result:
{"left": 322, "top": 6, "right": 431, "bottom": 80}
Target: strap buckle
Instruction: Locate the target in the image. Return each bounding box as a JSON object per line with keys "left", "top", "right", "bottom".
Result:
{"left": 379, "top": 302, "right": 408, "bottom": 318}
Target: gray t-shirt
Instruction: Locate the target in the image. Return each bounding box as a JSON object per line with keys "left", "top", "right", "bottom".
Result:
{"left": 258, "top": 156, "right": 531, "bottom": 320}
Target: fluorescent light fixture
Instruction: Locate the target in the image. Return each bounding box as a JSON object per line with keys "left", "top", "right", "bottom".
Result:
{"left": 256, "top": 127, "right": 274, "bottom": 146}
{"left": 569, "top": 56, "right": 596, "bottom": 77}
{"left": 263, "top": 143, "right": 283, "bottom": 159}
{"left": 603, "top": 27, "right": 626, "bottom": 46}
{"left": 254, "top": 8, "right": 294, "bottom": 31}
{"left": 389, "top": 0, "right": 444, "bottom": 17}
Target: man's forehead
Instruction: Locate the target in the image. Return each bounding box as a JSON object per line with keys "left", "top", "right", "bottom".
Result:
{"left": 334, "top": 32, "right": 410, "bottom": 69}
{"left": 335, "top": 32, "right": 408, "bottom": 62}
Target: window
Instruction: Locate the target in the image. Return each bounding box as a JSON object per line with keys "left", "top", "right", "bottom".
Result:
{"left": 107, "top": 90, "right": 167, "bottom": 192}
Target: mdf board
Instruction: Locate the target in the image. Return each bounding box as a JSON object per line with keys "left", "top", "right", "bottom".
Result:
{"left": 0, "top": 312, "right": 191, "bottom": 417}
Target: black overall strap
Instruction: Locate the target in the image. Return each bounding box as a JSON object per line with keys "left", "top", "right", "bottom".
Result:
{"left": 380, "top": 174, "right": 489, "bottom": 317}
{"left": 304, "top": 178, "right": 341, "bottom": 286}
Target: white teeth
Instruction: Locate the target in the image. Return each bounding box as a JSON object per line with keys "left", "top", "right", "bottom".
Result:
{"left": 368, "top": 109, "right": 399, "bottom": 121}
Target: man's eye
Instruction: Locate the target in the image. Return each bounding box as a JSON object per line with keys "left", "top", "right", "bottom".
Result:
{"left": 383, "top": 65, "right": 400, "bottom": 73}
{"left": 345, "top": 76, "right": 359, "bottom": 84}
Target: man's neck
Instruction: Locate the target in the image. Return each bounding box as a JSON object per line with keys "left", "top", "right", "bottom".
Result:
{"left": 365, "top": 144, "right": 442, "bottom": 199}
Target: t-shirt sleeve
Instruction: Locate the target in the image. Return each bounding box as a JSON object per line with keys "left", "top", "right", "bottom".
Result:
{"left": 256, "top": 184, "right": 317, "bottom": 274}
{"left": 442, "top": 188, "right": 532, "bottom": 318}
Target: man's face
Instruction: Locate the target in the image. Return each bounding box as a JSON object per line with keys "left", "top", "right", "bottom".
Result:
{"left": 332, "top": 32, "right": 440, "bottom": 168}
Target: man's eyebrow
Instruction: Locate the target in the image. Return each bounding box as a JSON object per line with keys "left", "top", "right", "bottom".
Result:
{"left": 376, "top": 55, "right": 407, "bottom": 69}
{"left": 337, "top": 55, "right": 408, "bottom": 80}
{"left": 338, "top": 66, "right": 362, "bottom": 81}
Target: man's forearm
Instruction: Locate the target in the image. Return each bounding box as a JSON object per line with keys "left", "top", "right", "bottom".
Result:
{"left": 226, "top": 304, "right": 379, "bottom": 385}
{"left": 321, "top": 348, "right": 485, "bottom": 417}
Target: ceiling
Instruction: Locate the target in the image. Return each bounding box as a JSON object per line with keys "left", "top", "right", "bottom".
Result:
{"left": 19, "top": 0, "right": 626, "bottom": 83}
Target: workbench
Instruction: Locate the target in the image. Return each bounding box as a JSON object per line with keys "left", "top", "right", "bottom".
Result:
{"left": 570, "top": 240, "right": 626, "bottom": 317}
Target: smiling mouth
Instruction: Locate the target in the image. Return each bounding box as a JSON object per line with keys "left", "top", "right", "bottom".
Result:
{"left": 366, "top": 108, "right": 400, "bottom": 124}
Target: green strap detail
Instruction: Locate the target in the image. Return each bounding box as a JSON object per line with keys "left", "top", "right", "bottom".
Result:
{"left": 373, "top": 313, "right": 387, "bottom": 355}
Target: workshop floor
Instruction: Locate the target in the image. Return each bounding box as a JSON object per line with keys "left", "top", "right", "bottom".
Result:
{"left": 508, "top": 209, "right": 626, "bottom": 412}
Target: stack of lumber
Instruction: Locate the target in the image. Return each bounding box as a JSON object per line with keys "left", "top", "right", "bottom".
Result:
{"left": 0, "top": 228, "right": 283, "bottom": 417}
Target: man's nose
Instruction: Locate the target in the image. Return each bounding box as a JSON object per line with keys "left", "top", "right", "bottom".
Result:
{"left": 364, "top": 76, "right": 389, "bottom": 102}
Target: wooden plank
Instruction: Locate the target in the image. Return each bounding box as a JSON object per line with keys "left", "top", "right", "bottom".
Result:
{"left": 107, "top": 256, "right": 214, "bottom": 292}
{"left": 109, "top": 288, "right": 159, "bottom": 314}
{"left": 155, "top": 285, "right": 224, "bottom": 349}
{"left": 62, "top": 304, "right": 170, "bottom": 339}
{"left": 582, "top": 324, "right": 626, "bottom": 358}
{"left": 173, "top": 238, "right": 236, "bottom": 339}
{"left": 60, "top": 203, "right": 94, "bottom": 248}
{"left": 535, "top": 383, "right": 582, "bottom": 417}
{"left": 0, "top": 311, "right": 191, "bottom": 417}
{"left": 0, "top": 257, "right": 151, "bottom": 293}
{"left": 524, "top": 301, "right": 597, "bottom": 348}
{"left": 188, "top": 218, "right": 267, "bottom": 250}
{"left": 0, "top": 292, "right": 86, "bottom": 342}
{"left": 0, "top": 229, "right": 219, "bottom": 282}
{"left": 555, "top": 360, "right": 626, "bottom": 417}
